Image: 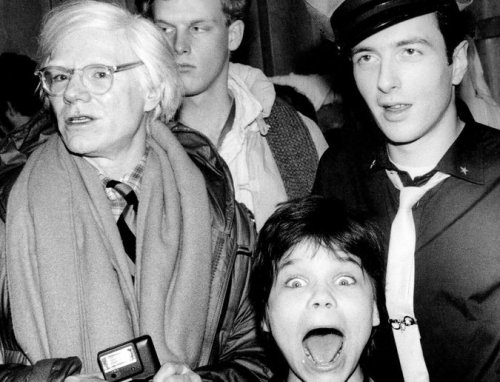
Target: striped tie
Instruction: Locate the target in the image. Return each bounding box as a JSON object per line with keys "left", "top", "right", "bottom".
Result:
{"left": 106, "top": 180, "right": 138, "bottom": 267}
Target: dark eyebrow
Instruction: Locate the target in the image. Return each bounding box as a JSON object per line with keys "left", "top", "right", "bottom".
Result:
{"left": 276, "top": 258, "right": 295, "bottom": 271}
{"left": 396, "top": 38, "right": 432, "bottom": 48}
{"left": 276, "top": 251, "right": 363, "bottom": 272}
{"left": 351, "top": 46, "right": 372, "bottom": 56}
{"left": 352, "top": 37, "right": 432, "bottom": 56}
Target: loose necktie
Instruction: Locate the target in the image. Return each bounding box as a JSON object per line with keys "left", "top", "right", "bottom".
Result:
{"left": 106, "top": 180, "right": 138, "bottom": 276}
{"left": 385, "top": 170, "right": 449, "bottom": 382}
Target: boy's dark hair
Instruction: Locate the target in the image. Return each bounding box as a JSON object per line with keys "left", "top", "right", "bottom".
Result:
{"left": 0, "top": 53, "right": 43, "bottom": 122}
{"left": 137, "top": 0, "right": 250, "bottom": 25}
{"left": 250, "top": 195, "right": 385, "bottom": 326}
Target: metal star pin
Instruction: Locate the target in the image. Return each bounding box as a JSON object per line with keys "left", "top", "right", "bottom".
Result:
{"left": 460, "top": 166, "right": 468, "bottom": 175}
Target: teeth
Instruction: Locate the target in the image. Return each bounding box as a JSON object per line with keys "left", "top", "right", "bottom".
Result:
{"left": 302, "top": 328, "right": 344, "bottom": 367}
{"left": 69, "top": 116, "right": 91, "bottom": 123}
{"left": 304, "top": 341, "right": 343, "bottom": 367}
{"left": 385, "top": 104, "right": 406, "bottom": 109}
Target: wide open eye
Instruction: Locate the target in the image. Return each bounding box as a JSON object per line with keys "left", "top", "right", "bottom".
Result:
{"left": 336, "top": 276, "right": 355, "bottom": 286}
{"left": 285, "top": 277, "right": 307, "bottom": 288}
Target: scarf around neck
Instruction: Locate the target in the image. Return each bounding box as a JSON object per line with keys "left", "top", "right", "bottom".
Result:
{"left": 6, "top": 120, "right": 213, "bottom": 373}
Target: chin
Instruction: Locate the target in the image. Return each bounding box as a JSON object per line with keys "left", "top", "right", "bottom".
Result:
{"left": 291, "top": 369, "right": 353, "bottom": 382}
{"left": 62, "top": 138, "right": 97, "bottom": 157}
{"left": 379, "top": 129, "right": 421, "bottom": 146}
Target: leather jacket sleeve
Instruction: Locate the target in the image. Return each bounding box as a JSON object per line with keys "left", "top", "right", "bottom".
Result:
{"left": 194, "top": 201, "right": 274, "bottom": 381}
{"left": 0, "top": 357, "right": 82, "bottom": 382}
{"left": 171, "top": 125, "right": 274, "bottom": 381}
{"left": 195, "top": 253, "right": 273, "bottom": 382}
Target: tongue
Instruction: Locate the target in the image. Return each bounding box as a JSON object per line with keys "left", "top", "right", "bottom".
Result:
{"left": 303, "top": 331, "right": 343, "bottom": 364}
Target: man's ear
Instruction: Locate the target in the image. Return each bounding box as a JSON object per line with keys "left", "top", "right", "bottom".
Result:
{"left": 144, "top": 86, "right": 162, "bottom": 112}
{"left": 228, "top": 20, "right": 245, "bottom": 52}
{"left": 451, "top": 40, "right": 469, "bottom": 86}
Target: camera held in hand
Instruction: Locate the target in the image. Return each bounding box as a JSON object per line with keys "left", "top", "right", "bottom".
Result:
{"left": 97, "top": 335, "right": 160, "bottom": 382}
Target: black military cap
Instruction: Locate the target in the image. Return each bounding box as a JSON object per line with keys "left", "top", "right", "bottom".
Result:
{"left": 330, "top": 0, "right": 460, "bottom": 50}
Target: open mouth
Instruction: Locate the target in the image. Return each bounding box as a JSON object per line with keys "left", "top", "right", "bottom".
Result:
{"left": 302, "top": 327, "right": 344, "bottom": 368}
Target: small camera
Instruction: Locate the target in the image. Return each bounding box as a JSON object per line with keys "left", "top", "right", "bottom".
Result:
{"left": 97, "top": 335, "right": 160, "bottom": 382}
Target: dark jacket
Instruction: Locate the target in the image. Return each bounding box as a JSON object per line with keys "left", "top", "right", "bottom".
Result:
{"left": 0, "top": 124, "right": 272, "bottom": 382}
{"left": 313, "top": 108, "right": 500, "bottom": 381}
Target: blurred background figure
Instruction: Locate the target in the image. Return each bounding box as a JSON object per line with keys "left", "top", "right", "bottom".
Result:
{"left": 0, "top": 52, "right": 56, "bottom": 168}
{"left": 0, "top": 52, "right": 56, "bottom": 220}
{"left": 458, "top": 36, "right": 500, "bottom": 128}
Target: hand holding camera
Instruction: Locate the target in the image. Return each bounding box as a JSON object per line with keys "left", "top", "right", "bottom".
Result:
{"left": 97, "top": 336, "right": 160, "bottom": 382}
{"left": 97, "top": 335, "right": 202, "bottom": 382}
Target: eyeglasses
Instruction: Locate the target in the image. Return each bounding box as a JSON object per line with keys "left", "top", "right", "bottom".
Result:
{"left": 35, "top": 61, "right": 144, "bottom": 96}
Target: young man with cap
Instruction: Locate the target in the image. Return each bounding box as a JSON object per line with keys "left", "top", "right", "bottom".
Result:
{"left": 313, "top": 0, "right": 500, "bottom": 381}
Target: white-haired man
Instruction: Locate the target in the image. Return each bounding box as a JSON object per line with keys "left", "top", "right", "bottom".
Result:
{"left": 0, "top": 1, "right": 271, "bottom": 381}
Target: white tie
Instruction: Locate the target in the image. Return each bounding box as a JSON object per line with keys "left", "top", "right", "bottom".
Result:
{"left": 385, "top": 170, "right": 449, "bottom": 382}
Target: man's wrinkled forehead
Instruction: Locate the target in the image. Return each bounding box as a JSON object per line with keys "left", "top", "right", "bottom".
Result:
{"left": 330, "top": 0, "right": 459, "bottom": 50}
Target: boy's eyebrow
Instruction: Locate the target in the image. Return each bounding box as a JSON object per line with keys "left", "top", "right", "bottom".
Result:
{"left": 276, "top": 258, "right": 295, "bottom": 271}
{"left": 352, "top": 37, "right": 432, "bottom": 56}
{"left": 342, "top": 255, "right": 362, "bottom": 268}
{"left": 276, "top": 254, "right": 363, "bottom": 271}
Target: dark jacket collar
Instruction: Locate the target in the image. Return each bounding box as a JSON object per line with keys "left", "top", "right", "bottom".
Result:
{"left": 369, "top": 101, "right": 484, "bottom": 185}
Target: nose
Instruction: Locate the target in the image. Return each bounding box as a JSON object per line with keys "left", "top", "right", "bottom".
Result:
{"left": 63, "top": 72, "right": 91, "bottom": 104}
{"left": 310, "top": 284, "right": 336, "bottom": 310}
{"left": 377, "top": 58, "right": 400, "bottom": 94}
{"left": 173, "top": 29, "right": 191, "bottom": 55}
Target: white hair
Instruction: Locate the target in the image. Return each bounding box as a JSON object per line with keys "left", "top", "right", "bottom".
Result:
{"left": 38, "top": 0, "right": 182, "bottom": 122}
